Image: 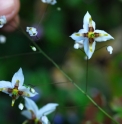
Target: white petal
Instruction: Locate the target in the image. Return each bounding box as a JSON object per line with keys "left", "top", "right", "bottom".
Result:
{"left": 21, "top": 86, "right": 38, "bottom": 97}
{"left": 11, "top": 68, "right": 24, "bottom": 88}
{"left": 21, "top": 110, "right": 32, "bottom": 119}
{"left": 0, "top": 81, "right": 12, "bottom": 94}
{"left": 84, "top": 38, "right": 96, "bottom": 59}
{"left": 41, "top": 116, "right": 50, "bottom": 124}
{"left": 70, "top": 32, "right": 84, "bottom": 41}
{"left": 107, "top": 46, "right": 113, "bottom": 54}
{"left": 12, "top": 68, "right": 24, "bottom": 88}
{"left": 94, "top": 30, "right": 114, "bottom": 42}
{"left": 83, "top": 11, "right": 95, "bottom": 31}
{"left": 37, "top": 103, "right": 58, "bottom": 118}
{"left": 0, "top": 81, "right": 11, "bottom": 88}
{"left": 24, "top": 97, "right": 38, "bottom": 116}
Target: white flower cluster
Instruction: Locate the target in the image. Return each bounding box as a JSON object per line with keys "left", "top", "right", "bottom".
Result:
{"left": 26, "top": 27, "right": 38, "bottom": 36}
{"left": 0, "top": 16, "right": 7, "bottom": 28}
{"left": 41, "top": 0, "right": 57, "bottom": 5}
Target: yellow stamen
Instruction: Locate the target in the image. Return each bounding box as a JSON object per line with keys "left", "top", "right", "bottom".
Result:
{"left": 99, "top": 33, "right": 108, "bottom": 36}
{"left": 11, "top": 99, "right": 15, "bottom": 106}
{"left": 88, "top": 32, "right": 95, "bottom": 38}
{"left": 0, "top": 88, "right": 5, "bottom": 91}
{"left": 89, "top": 44, "right": 93, "bottom": 52}
{"left": 75, "top": 33, "right": 80, "bottom": 36}
{"left": 89, "top": 17, "right": 92, "bottom": 27}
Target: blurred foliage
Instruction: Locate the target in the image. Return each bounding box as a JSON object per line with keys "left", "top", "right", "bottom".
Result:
{"left": 0, "top": 0, "right": 122, "bottom": 124}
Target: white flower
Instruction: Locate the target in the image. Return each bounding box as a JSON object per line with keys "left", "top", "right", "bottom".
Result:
{"left": 26, "top": 27, "right": 38, "bottom": 36}
{"left": 19, "top": 103, "right": 24, "bottom": 110}
{"left": 0, "top": 16, "right": 7, "bottom": 28}
{"left": 21, "top": 97, "right": 58, "bottom": 124}
{"left": 0, "top": 35, "right": 6, "bottom": 44}
{"left": 70, "top": 11, "right": 114, "bottom": 59}
{"left": 107, "top": 46, "right": 113, "bottom": 54}
{"left": 0, "top": 68, "right": 38, "bottom": 106}
{"left": 41, "top": 0, "right": 57, "bottom": 5}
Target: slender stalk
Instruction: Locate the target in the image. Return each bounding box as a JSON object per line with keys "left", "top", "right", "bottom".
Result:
{"left": 29, "top": 40, "right": 119, "bottom": 124}
{"left": 20, "top": 22, "right": 119, "bottom": 124}
{"left": 86, "top": 56, "right": 88, "bottom": 93}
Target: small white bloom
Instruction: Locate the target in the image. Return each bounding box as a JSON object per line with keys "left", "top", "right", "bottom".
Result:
{"left": 0, "top": 16, "right": 7, "bottom": 28}
{"left": 41, "top": 0, "right": 57, "bottom": 5}
{"left": 70, "top": 11, "right": 114, "bottom": 59}
{"left": 30, "top": 88, "right": 35, "bottom": 94}
{"left": 19, "top": 103, "right": 24, "bottom": 110}
{"left": 21, "top": 97, "right": 58, "bottom": 124}
{"left": 107, "top": 46, "right": 113, "bottom": 54}
{"left": 31, "top": 46, "right": 37, "bottom": 51}
{"left": 0, "top": 68, "right": 38, "bottom": 106}
{"left": 0, "top": 35, "right": 6, "bottom": 44}
{"left": 74, "top": 40, "right": 84, "bottom": 49}
{"left": 26, "top": 27, "right": 37, "bottom": 36}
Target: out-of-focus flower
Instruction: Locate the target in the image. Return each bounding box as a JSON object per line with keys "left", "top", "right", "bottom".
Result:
{"left": 106, "top": 46, "right": 113, "bottom": 54}
{"left": 70, "top": 11, "right": 114, "bottom": 59}
{"left": 41, "top": 0, "right": 57, "bottom": 5}
{"left": 74, "top": 40, "right": 84, "bottom": 49}
{"left": 26, "top": 27, "right": 38, "bottom": 36}
{"left": 0, "top": 16, "right": 7, "bottom": 28}
{"left": 0, "top": 35, "right": 6, "bottom": 44}
{"left": 21, "top": 97, "right": 58, "bottom": 124}
{"left": 0, "top": 68, "right": 38, "bottom": 106}
{"left": 18, "top": 103, "right": 24, "bottom": 110}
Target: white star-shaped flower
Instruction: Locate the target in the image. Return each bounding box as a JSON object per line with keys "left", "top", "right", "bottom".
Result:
{"left": 26, "top": 27, "right": 38, "bottom": 36}
{"left": 21, "top": 97, "right": 58, "bottom": 124}
{"left": 0, "top": 16, "right": 7, "bottom": 28}
{"left": 41, "top": 0, "right": 57, "bottom": 5}
{"left": 70, "top": 11, "right": 114, "bottom": 59}
{"left": 0, "top": 68, "right": 38, "bottom": 106}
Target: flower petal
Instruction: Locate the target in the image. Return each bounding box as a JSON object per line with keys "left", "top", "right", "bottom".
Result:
{"left": 41, "top": 116, "right": 50, "bottom": 124}
{"left": 0, "top": 81, "right": 12, "bottom": 94}
{"left": 83, "top": 11, "right": 95, "bottom": 31}
{"left": 11, "top": 68, "right": 24, "bottom": 88}
{"left": 94, "top": 30, "right": 114, "bottom": 42}
{"left": 21, "top": 86, "right": 38, "bottom": 97}
{"left": 21, "top": 110, "right": 32, "bottom": 119}
{"left": 37, "top": 103, "right": 58, "bottom": 118}
{"left": 84, "top": 38, "right": 96, "bottom": 59}
{"left": 24, "top": 97, "right": 38, "bottom": 117}
{"left": 70, "top": 32, "right": 84, "bottom": 41}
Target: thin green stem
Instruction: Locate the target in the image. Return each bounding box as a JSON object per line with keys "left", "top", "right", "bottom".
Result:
{"left": 86, "top": 56, "right": 88, "bottom": 93}
{"left": 30, "top": 41, "right": 118, "bottom": 124}
{"left": 20, "top": 27, "right": 119, "bottom": 124}
{"left": 74, "top": 83, "right": 119, "bottom": 124}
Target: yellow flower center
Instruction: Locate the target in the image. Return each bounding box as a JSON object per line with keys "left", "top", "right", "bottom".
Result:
{"left": 88, "top": 32, "right": 95, "bottom": 38}
{"left": 12, "top": 89, "right": 18, "bottom": 95}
